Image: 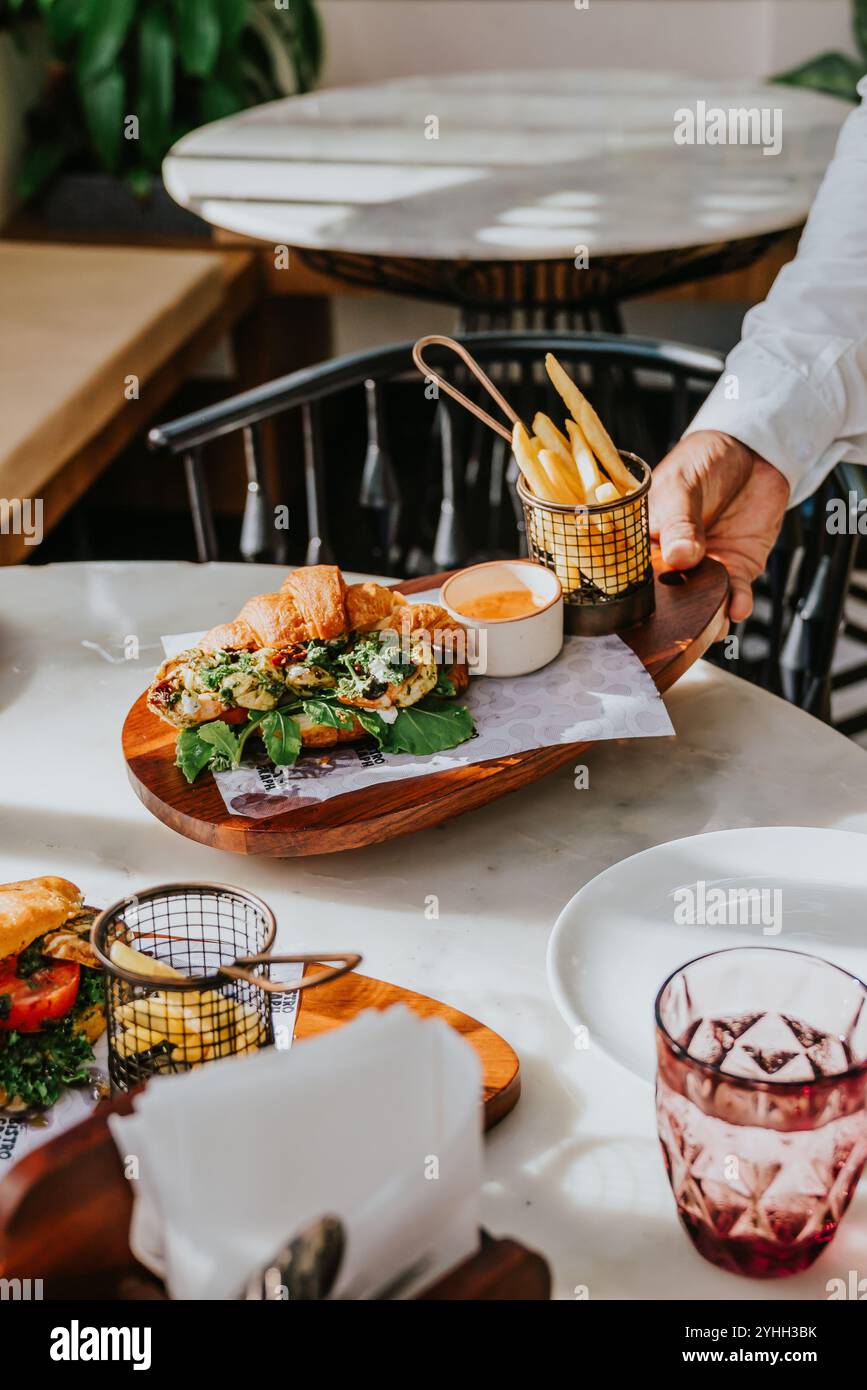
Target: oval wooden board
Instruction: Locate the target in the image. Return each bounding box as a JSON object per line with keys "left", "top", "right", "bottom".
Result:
{"left": 294, "top": 964, "right": 520, "bottom": 1130}
{"left": 123, "top": 555, "right": 728, "bottom": 857}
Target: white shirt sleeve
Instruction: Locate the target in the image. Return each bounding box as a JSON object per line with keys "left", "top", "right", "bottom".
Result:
{"left": 687, "top": 76, "right": 867, "bottom": 507}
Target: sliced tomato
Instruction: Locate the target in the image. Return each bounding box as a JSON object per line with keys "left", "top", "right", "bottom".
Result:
{"left": 221, "top": 708, "right": 249, "bottom": 725}
{"left": 0, "top": 957, "right": 80, "bottom": 1032}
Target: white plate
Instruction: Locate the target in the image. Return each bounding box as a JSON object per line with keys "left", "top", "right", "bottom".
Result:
{"left": 547, "top": 827, "right": 867, "bottom": 1083}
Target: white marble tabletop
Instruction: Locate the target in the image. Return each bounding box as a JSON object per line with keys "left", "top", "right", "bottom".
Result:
{"left": 3, "top": 560, "right": 867, "bottom": 1300}
{"left": 163, "top": 70, "right": 851, "bottom": 261}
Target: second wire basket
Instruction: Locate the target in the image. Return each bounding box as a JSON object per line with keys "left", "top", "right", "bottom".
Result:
{"left": 91, "top": 883, "right": 360, "bottom": 1091}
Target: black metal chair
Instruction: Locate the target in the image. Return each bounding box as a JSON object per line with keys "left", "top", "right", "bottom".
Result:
{"left": 148, "top": 331, "right": 866, "bottom": 728}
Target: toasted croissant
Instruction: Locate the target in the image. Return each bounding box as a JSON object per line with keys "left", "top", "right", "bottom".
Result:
{"left": 159, "top": 565, "right": 470, "bottom": 749}
{"left": 239, "top": 592, "right": 309, "bottom": 648}
{"left": 201, "top": 566, "right": 400, "bottom": 652}
{"left": 281, "top": 565, "right": 347, "bottom": 640}
{"left": 346, "top": 582, "right": 407, "bottom": 634}
{"left": 0, "top": 876, "right": 83, "bottom": 959}
{"left": 198, "top": 619, "right": 261, "bottom": 654}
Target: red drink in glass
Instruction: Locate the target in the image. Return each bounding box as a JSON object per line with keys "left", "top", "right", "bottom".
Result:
{"left": 655, "top": 947, "right": 867, "bottom": 1278}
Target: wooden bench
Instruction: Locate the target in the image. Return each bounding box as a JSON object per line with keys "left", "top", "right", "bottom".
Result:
{"left": 0, "top": 241, "right": 261, "bottom": 564}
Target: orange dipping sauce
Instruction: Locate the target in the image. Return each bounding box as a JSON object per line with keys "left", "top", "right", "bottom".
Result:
{"left": 457, "top": 589, "right": 544, "bottom": 622}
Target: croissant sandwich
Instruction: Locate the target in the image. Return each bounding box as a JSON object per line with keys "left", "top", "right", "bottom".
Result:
{"left": 147, "top": 565, "right": 476, "bottom": 784}
{"left": 0, "top": 876, "right": 106, "bottom": 1114}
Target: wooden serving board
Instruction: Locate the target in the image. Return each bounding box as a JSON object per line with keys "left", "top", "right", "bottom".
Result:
{"left": 0, "top": 970, "right": 523, "bottom": 1299}
{"left": 123, "top": 555, "right": 728, "bottom": 857}
{"left": 296, "top": 965, "right": 520, "bottom": 1130}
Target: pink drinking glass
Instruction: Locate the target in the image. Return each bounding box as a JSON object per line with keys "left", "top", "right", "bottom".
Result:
{"left": 655, "top": 947, "right": 867, "bottom": 1278}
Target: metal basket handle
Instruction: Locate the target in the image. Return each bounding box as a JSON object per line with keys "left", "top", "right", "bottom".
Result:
{"left": 218, "top": 952, "right": 362, "bottom": 995}
{"left": 412, "top": 334, "right": 521, "bottom": 443}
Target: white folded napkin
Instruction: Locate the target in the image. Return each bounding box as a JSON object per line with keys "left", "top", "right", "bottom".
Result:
{"left": 109, "top": 1005, "right": 482, "bottom": 1300}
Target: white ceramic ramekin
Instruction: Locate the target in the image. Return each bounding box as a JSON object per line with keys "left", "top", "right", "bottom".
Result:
{"left": 441, "top": 559, "right": 564, "bottom": 678}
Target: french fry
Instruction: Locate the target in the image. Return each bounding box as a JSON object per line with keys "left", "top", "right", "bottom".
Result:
{"left": 534, "top": 414, "right": 586, "bottom": 503}
{"left": 113, "top": 1025, "right": 155, "bottom": 1058}
{"left": 592, "top": 481, "right": 621, "bottom": 539}
{"left": 116, "top": 994, "right": 193, "bottom": 1039}
{"left": 538, "top": 448, "right": 585, "bottom": 505}
{"left": 577, "top": 536, "right": 632, "bottom": 595}
{"left": 532, "top": 440, "right": 568, "bottom": 503}
{"left": 512, "top": 421, "right": 550, "bottom": 500}
{"left": 109, "top": 939, "right": 183, "bottom": 980}
{"left": 566, "top": 420, "right": 603, "bottom": 497}
{"left": 533, "top": 413, "right": 574, "bottom": 468}
{"left": 114, "top": 1022, "right": 206, "bottom": 1060}
{"left": 545, "top": 353, "right": 637, "bottom": 495}
{"left": 114, "top": 985, "right": 263, "bottom": 1066}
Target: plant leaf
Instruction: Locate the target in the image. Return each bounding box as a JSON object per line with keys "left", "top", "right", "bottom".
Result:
{"left": 16, "top": 138, "right": 69, "bottom": 201}
{"left": 297, "top": 0, "right": 324, "bottom": 78}
{"left": 175, "top": 0, "right": 221, "bottom": 77}
{"left": 854, "top": 0, "right": 867, "bottom": 63}
{"left": 376, "top": 701, "right": 475, "bottom": 757}
{"left": 217, "top": 0, "right": 248, "bottom": 48}
{"left": 290, "top": 0, "right": 324, "bottom": 91}
{"left": 77, "top": 0, "right": 137, "bottom": 80}
{"left": 175, "top": 728, "right": 218, "bottom": 783}
{"left": 350, "top": 709, "right": 387, "bottom": 744}
{"left": 138, "top": 3, "right": 175, "bottom": 167}
{"left": 199, "top": 75, "right": 245, "bottom": 123}
{"left": 79, "top": 64, "right": 126, "bottom": 172}
{"left": 260, "top": 709, "right": 302, "bottom": 765}
{"left": 246, "top": 1, "right": 301, "bottom": 96}
{"left": 772, "top": 51, "right": 863, "bottom": 102}
{"left": 301, "top": 698, "right": 356, "bottom": 731}
{"left": 197, "top": 719, "right": 243, "bottom": 768}
{"left": 44, "top": 0, "right": 97, "bottom": 49}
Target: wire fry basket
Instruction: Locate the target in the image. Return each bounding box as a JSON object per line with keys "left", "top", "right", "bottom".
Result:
{"left": 518, "top": 451, "right": 654, "bottom": 635}
{"left": 91, "top": 883, "right": 360, "bottom": 1092}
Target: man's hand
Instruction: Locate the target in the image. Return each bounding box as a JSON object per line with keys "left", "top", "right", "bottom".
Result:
{"left": 649, "top": 430, "right": 790, "bottom": 622}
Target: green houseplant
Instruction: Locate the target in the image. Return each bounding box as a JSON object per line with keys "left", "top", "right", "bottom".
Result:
{"left": 773, "top": 0, "right": 866, "bottom": 102}
{"left": 1, "top": 0, "right": 323, "bottom": 219}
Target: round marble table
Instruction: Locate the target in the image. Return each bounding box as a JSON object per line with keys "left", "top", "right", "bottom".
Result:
{"left": 4, "top": 560, "right": 867, "bottom": 1300}
{"left": 163, "top": 70, "right": 851, "bottom": 316}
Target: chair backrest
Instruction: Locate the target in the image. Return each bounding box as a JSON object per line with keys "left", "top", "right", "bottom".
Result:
{"left": 149, "top": 330, "right": 725, "bottom": 568}
{"left": 149, "top": 330, "right": 863, "bottom": 722}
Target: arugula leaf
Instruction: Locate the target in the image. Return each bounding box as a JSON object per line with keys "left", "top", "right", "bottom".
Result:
{"left": 260, "top": 709, "right": 303, "bottom": 766}
{"left": 173, "top": 687, "right": 474, "bottom": 785}
{"left": 301, "top": 698, "right": 356, "bottom": 732}
{"left": 353, "top": 709, "right": 389, "bottom": 743}
{"left": 175, "top": 708, "right": 303, "bottom": 784}
{"left": 175, "top": 727, "right": 219, "bottom": 784}
{"left": 432, "top": 673, "right": 457, "bottom": 698}
{"left": 235, "top": 708, "right": 270, "bottom": 756}
{"left": 197, "top": 720, "right": 243, "bottom": 770}
{"left": 377, "top": 700, "right": 475, "bottom": 757}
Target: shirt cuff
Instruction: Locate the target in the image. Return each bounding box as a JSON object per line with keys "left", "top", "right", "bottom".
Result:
{"left": 686, "top": 343, "right": 845, "bottom": 507}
